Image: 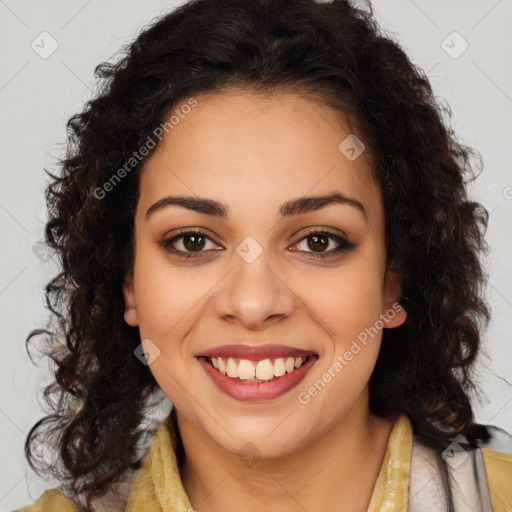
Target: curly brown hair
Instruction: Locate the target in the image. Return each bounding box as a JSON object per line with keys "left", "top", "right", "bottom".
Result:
{"left": 25, "top": 0, "right": 491, "bottom": 510}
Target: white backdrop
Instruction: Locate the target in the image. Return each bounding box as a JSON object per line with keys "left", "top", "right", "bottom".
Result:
{"left": 1, "top": 1, "right": 511, "bottom": 510}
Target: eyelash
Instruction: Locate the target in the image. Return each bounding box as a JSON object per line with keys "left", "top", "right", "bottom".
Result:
{"left": 161, "top": 228, "right": 356, "bottom": 260}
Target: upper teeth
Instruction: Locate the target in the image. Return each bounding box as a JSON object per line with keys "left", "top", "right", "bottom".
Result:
{"left": 210, "top": 356, "right": 307, "bottom": 381}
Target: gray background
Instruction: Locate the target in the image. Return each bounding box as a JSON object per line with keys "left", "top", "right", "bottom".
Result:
{"left": 1, "top": 1, "right": 511, "bottom": 510}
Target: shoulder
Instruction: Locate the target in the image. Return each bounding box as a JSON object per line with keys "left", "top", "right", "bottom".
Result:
{"left": 481, "top": 447, "right": 512, "bottom": 511}
{"left": 12, "top": 488, "right": 79, "bottom": 512}
{"left": 474, "top": 423, "right": 512, "bottom": 512}
{"left": 408, "top": 419, "right": 512, "bottom": 512}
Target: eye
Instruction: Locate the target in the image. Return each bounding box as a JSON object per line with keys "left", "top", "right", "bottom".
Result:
{"left": 162, "top": 229, "right": 221, "bottom": 259}
{"left": 291, "top": 229, "right": 356, "bottom": 259}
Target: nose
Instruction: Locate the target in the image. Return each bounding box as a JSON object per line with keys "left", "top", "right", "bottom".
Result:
{"left": 212, "top": 246, "right": 296, "bottom": 330}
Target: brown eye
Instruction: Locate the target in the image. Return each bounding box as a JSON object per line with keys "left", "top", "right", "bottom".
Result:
{"left": 182, "top": 233, "right": 206, "bottom": 252}
{"left": 292, "top": 230, "right": 356, "bottom": 259}
{"left": 162, "top": 229, "right": 220, "bottom": 258}
{"left": 307, "top": 234, "right": 329, "bottom": 252}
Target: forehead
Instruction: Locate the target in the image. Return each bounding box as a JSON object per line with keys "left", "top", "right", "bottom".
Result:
{"left": 138, "top": 88, "right": 381, "bottom": 225}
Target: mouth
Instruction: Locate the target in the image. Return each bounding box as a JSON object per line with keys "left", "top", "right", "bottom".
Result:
{"left": 198, "top": 354, "right": 319, "bottom": 383}
{"left": 196, "top": 349, "right": 319, "bottom": 402}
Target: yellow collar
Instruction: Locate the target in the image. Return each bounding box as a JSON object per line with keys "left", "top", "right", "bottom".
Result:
{"left": 125, "top": 412, "right": 413, "bottom": 512}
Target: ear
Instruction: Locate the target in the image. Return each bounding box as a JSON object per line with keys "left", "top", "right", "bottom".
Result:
{"left": 382, "top": 261, "right": 407, "bottom": 328}
{"left": 123, "top": 273, "right": 139, "bottom": 327}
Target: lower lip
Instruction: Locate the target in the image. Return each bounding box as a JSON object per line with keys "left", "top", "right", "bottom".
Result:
{"left": 197, "top": 356, "right": 318, "bottom": 402}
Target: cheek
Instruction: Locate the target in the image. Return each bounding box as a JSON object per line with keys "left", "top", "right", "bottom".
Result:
{"left": 132, "top": 253, "right": 210, "bottom": 341}
{"left": 131, "top": 258, "right": 205, "bottom": 407}
{"left": 298, "top": 261, "right": 385, "bottom": 342}
{"left": 294, "top": 251, "right": 385, "bottom": 387}
{"left": 299, "top": 280, "right": 383, "bottom": 415}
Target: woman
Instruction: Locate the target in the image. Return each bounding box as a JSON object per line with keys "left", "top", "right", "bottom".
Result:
{"left": 15, "top": 0, "right": 512, "bottom": 511}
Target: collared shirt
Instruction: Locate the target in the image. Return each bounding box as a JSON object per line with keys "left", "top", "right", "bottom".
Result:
{"left": 14, "top": 412, "right": 512, "bottom": 511}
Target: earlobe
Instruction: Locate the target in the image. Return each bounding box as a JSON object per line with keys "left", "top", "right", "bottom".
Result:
{"left": 382, "top": 301, "right": 407, "bottom": 328}
{"left": 122, "top": 273, "right": 139, "bottom": 326}
{"left": 382, "top": 263, "right": 407, "bottom": 328}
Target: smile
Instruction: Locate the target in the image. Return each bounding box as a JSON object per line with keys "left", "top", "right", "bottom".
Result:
{"left": 205, "top": 355, "right": 314, "bottom": 382}
{"left": 197, "top": 353, "right": 319, "bottom": 401}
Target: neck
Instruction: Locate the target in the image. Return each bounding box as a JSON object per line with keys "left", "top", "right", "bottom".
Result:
{"left": 177, "top": 399, "right": 399, "bottom": 512}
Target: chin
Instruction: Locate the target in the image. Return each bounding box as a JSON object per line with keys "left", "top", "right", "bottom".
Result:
{"left": 206, "top": 414, "right": 313, "bottom": 460}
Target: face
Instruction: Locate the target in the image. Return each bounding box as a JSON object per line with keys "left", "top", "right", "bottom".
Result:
{"left": 123, "top": 88, "right": 406, "bottom": 459}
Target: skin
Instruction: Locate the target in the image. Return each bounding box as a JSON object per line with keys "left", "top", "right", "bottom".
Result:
{"left": 123, "top": 88, "right": 407, "bottom": 512}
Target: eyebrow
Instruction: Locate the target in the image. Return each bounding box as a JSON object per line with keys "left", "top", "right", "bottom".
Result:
{"left": 145, "top": 191, "right": 367, "bottom": 221}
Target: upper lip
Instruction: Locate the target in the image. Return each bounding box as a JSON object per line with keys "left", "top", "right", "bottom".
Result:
{"left": 197, "top": 344, "right": 317, "bottom": 361}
